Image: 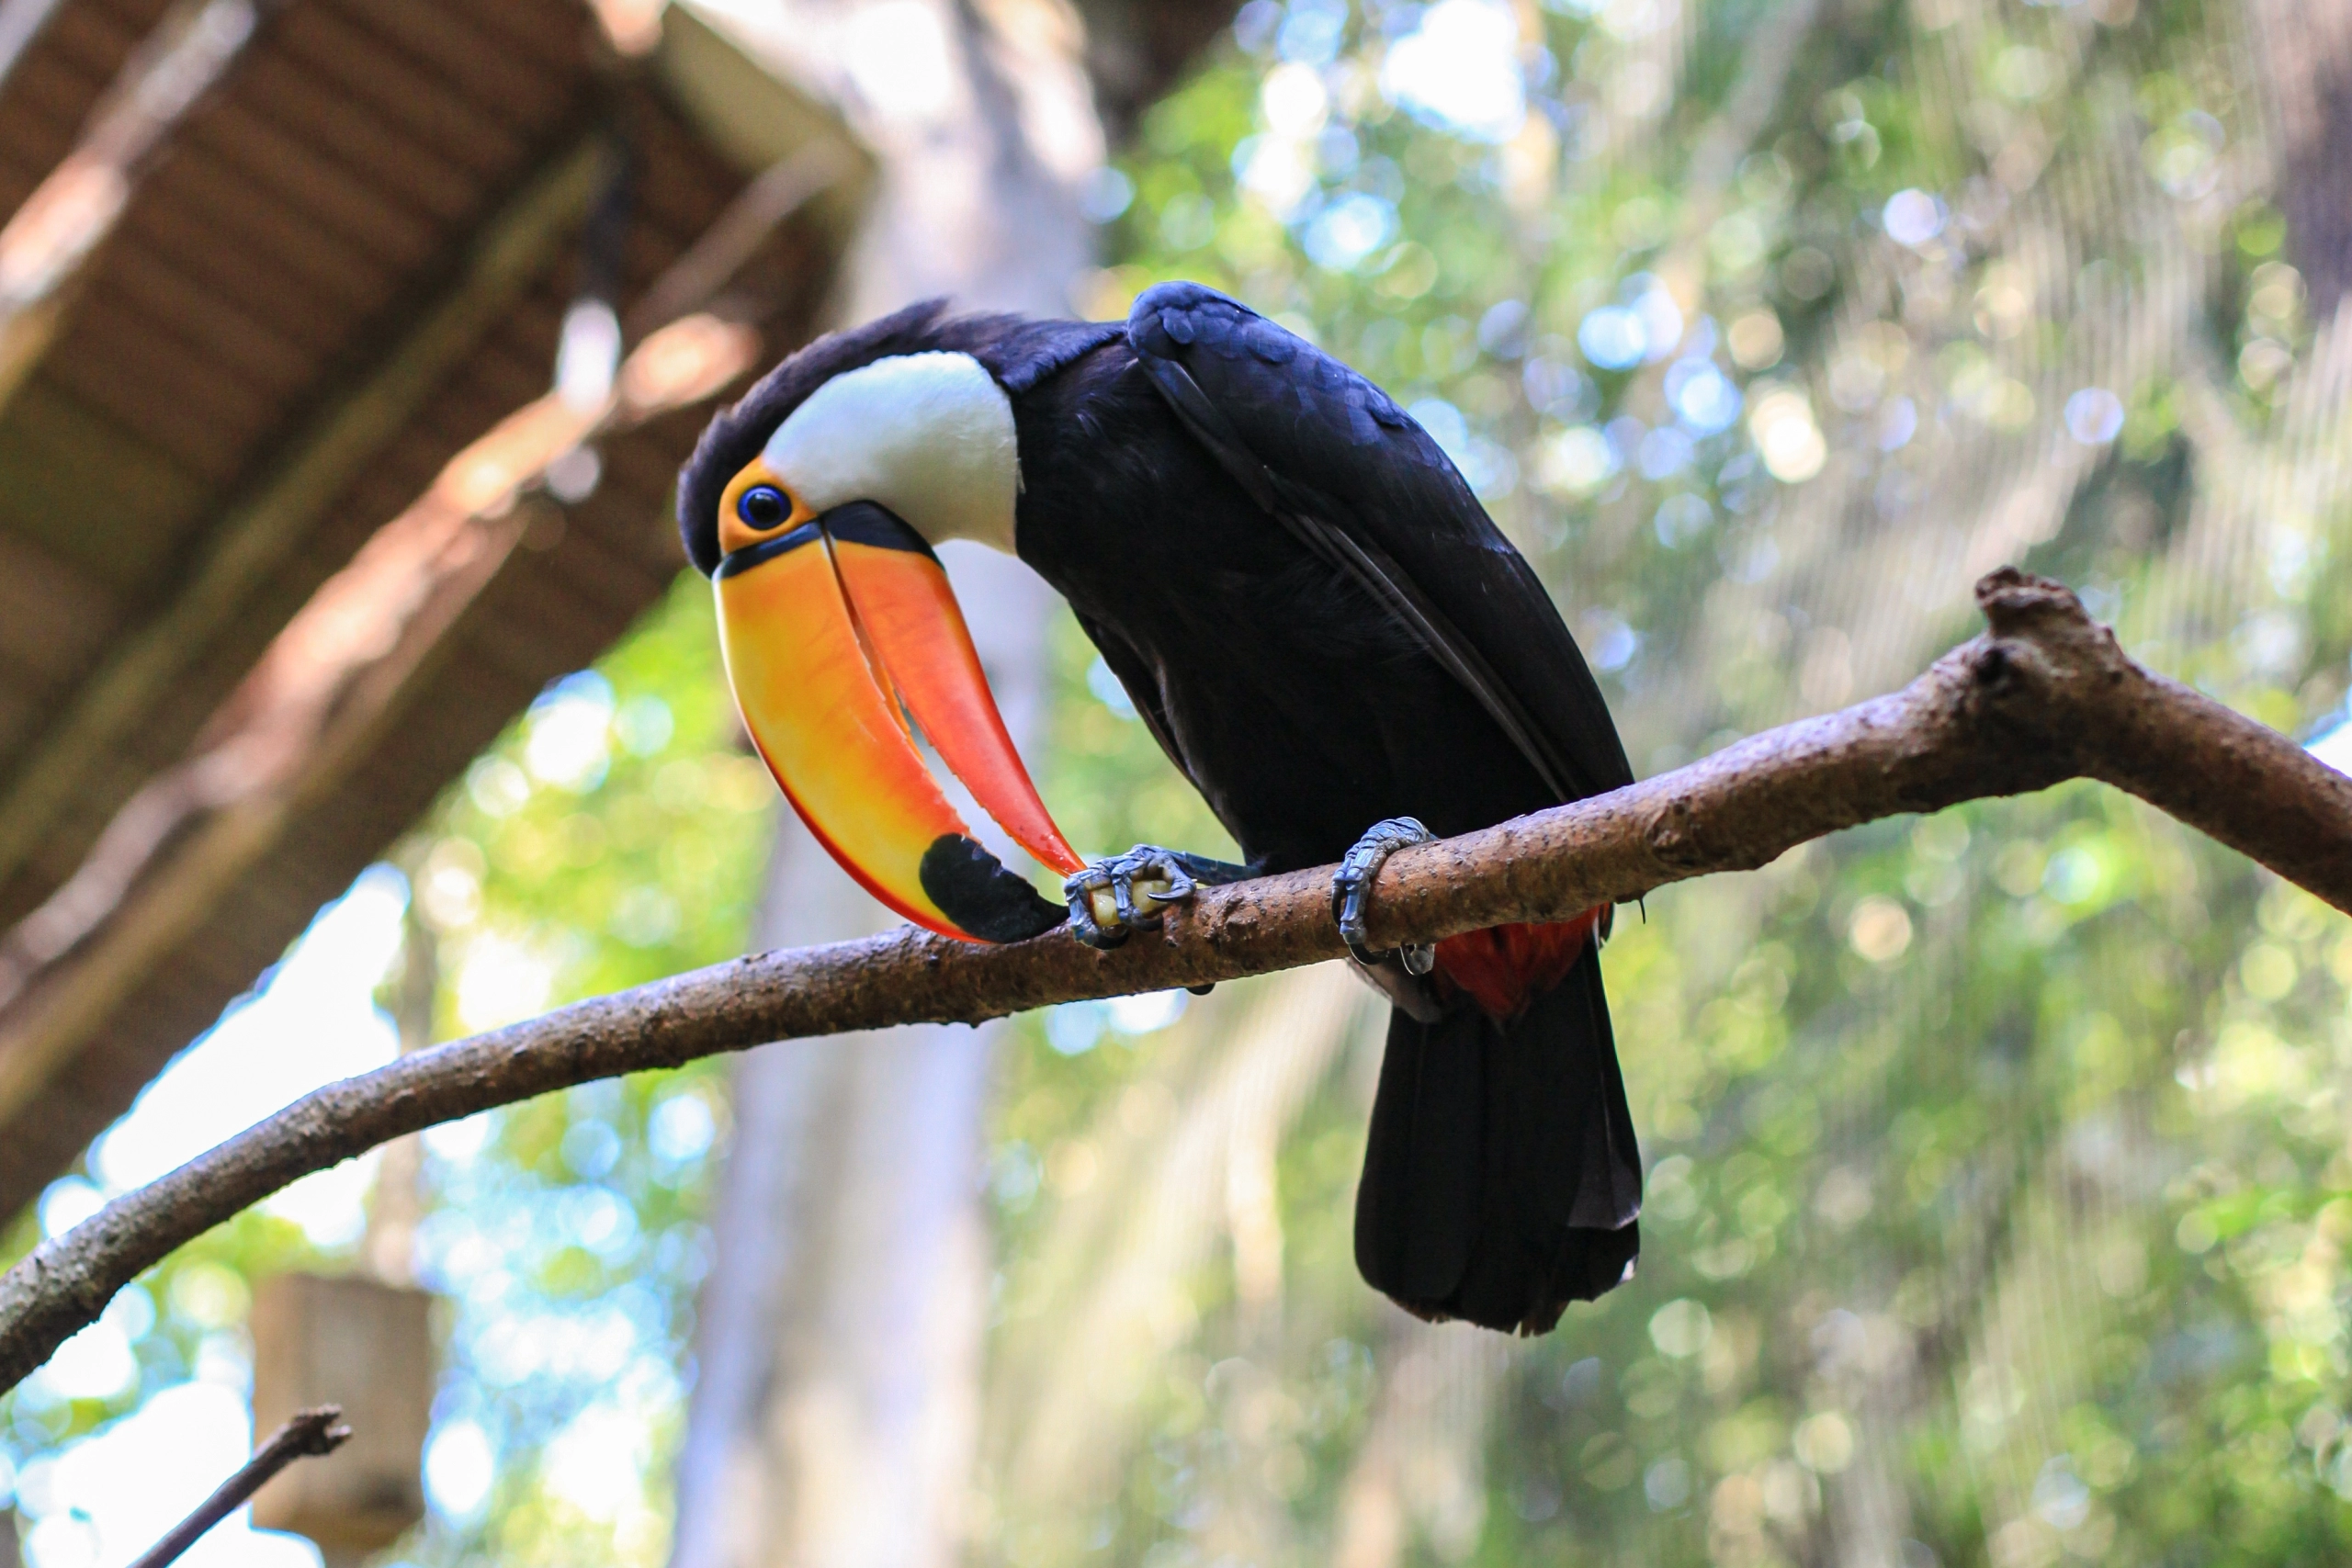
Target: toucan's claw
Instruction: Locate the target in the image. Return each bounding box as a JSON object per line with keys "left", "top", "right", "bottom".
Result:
{"left": 1062, "top": 846, "right": 1261, "bottom": 949}
{"left": 1063, "top": 845, "right": 1199, "bottom": 949}
{"left": 1334, "top": 818, "right": 1438, "bottom": 974}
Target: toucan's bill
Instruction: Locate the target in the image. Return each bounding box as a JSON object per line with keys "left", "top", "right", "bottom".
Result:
{"left": 712, "top": 496, "right": 1080, "bottom": 943}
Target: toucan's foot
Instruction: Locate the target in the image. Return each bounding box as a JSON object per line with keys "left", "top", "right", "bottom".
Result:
{"left": 1062, "top": 846, "right": 1193, "bottom": 949}
{"left": 1063, "top": 847, "right": 1257, "bottom": 949}
{"left": 1334, "top": 818, "right": 1437, "bottom": 975}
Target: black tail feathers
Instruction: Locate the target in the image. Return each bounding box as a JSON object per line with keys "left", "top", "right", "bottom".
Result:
{"left": 1352, "top": 945, "right": 1641, "bottom": 1335}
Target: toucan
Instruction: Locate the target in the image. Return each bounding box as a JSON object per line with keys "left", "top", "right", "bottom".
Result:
{"left": 678, "top": 282, "right": 1641, "bottom": 1334}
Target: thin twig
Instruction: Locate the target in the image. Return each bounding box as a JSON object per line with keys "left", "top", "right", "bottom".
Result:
{"left": 125, "top": 1405, "right": 350, "bottom": 1568}
{"left": 0, "top": 570, "right": 2345, "bottom": 1393}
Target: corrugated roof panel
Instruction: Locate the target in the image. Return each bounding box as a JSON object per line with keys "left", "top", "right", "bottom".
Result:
{"left": 96, "top": 245, "right": 323, "bottom": 389}
{"left": 129, "top": 152, "right": 403, "bottom": 311}
{"left": 428, "top": 0, "right": 600, "bottom": 80}
{"left": 0, "top": 0, "right": 858, "bottom": 1218}
{"left": 29, "top": 0, "right": 139, "bottom": 78}
{"left": 233, "top": 56, "right": 507, "bottom": 227}
{"left": 0, "top": 532, "right": 117, "bottom": 683}
{"left": 0, "top": 0, "right": 165, "bottom": 211}
{"left": 327, "top": 0, "right": 578, "bottom": 130}
{"left": 0, "top": 378, "right": 209, "bottom": 581}
{"left": 0, "top": 58, "right": 104, "bottom": 183}
{"left": 42, "top": 310, "right": 277, "bottom": 474}
{"left": 178, "top": 100, "right": 452, "bottom": 265}
{"left": 269, "top": 6, "right": 528, "bottom": 176}
{"left": 112, "top": 196, "right": 364, "bottom": 355}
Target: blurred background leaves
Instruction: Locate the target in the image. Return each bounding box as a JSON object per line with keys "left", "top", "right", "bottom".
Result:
{"left": 11, "top": 0, "right": 2352, "bottom": 1564}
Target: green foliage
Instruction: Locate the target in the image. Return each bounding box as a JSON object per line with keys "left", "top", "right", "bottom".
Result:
{"left": 12, "top": 1, "right": 2352, "bottom": 1564}
{"left": 390, "top": 574, "right": 764, "bottom": 1568}
{"left": 1, "top": 578, "right": 767, "bottom": 1568}
{"left": 982, "top": 0, "right": 2352, "bottom": 1563}
{"left": 417, "top": 573, "right": 776, "bottom": 1024}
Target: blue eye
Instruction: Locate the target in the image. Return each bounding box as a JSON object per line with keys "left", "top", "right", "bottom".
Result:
{"left": 739, "top": 485, "right": 790, "bottom": 529}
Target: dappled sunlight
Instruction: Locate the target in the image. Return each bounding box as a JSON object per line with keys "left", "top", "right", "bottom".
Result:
{"left": 1380, "top": 0, "right": 1527, "bottom": 144}
{"left": 15, "top": 1382, "right": 318, "bottom": 1568}
{"left": 9, "top": 2, "right": 2352, "bottom": 1566}
{"left": 91, "top": 866, "right": 408, "bottom": 1231}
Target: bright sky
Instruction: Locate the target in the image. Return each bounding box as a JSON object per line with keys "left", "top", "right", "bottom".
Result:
{"left": 18, "top": 866, "right": 413, "bottom": 1568}
{"left": 2312, "top": 718, "right": 2352, "bottom": 775}
{"left": 16, "top": 1383, "right": 319, "bottom": 1568}
{"left": 23, "top": 660, "right": 713, "bottom": 1565}
{"left": 90, "top": 863, "right": 410, "bottom": 1235}
{"left": 1380, "top": 0, "right": 1527, "bottom": 143}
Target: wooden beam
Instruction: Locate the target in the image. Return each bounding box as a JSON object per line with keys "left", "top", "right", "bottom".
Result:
{"left": 0, "top": 311, "right": 764, "bottom": 1123}
{"left": 0, "top": 0, "right": 70, "bottom": 96}
{"left": 0, "top": 0, "right": 272, "bottom": 408}
{"left": 0, "top": 130, "right": 605, "bottom": 893}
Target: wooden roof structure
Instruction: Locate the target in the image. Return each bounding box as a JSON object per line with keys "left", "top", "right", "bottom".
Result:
{"left": 0, "top": 0, "right": 867, "bottom": 1218}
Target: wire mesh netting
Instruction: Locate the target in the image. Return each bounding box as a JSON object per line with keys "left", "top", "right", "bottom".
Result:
{"left": 985, "top": 1, "right": 2352, "bottom": 1562}
{"left": 7, "top": 3, "right": 2348, "bottom": 1565}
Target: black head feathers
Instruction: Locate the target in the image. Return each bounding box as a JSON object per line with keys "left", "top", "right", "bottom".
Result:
{"left": 675, "top": 298, "right": 953, "bottom": 577}
{"left": 675, "top": 302, "right": 1125, "bottom": 576}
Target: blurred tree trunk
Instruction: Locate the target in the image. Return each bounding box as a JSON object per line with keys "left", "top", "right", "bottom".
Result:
{"left": 665, "top": 3, "right": 1100, "bottom": 1565}
{"left": 2255, "top": 0, "right": 2352, "bottom": 321}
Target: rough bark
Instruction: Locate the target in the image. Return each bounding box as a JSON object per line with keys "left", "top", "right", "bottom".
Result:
{"left": 0, "top": 570, "right": 2346, "bottom": 1393}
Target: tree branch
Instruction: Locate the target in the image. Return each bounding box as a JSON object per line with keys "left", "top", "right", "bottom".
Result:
{"left": 126, "top": 1404, "right": 349, "bottom": 1568}
{"left": 0, "top": 570, "right": 2344, "bottom": 1392}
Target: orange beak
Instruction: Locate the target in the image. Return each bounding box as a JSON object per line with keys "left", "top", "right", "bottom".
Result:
{"left": 712, "top": 475, "right": 1081, "bottom": 943}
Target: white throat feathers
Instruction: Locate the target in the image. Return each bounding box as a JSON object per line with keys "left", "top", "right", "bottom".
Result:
{"left": 760, "top": 351, "right": 1022, "bottom": 555}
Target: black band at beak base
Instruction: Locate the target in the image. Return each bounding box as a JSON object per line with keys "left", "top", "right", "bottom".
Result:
{"left": 820, "top": 500, "right": 938, "bottom": 558}
{"left": 713, "top": 502, "right": 938, "bottom": 580}
{"left": 714, "top": 520, "right": 822, "bottom": 579}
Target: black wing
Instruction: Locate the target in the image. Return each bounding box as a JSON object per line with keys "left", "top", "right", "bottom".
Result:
{"left": 1126, "top": 281, "right": 1633, "bottom": 805}
{"left": 1073, "top": 609, "right": 1187, "bottom": 775}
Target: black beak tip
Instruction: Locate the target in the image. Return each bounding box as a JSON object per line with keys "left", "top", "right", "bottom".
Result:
{"left": 918, "top": 834, "right": 1067, "bottom": 942}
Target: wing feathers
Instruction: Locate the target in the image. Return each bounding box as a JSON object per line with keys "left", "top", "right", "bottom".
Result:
{"left": 1131, "top": 287, "right": 1624, "bottom": 805}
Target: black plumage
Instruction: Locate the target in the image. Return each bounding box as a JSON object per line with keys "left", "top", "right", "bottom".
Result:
{"left": 681, "top": 282, "right": 1644, "bottom": 1333}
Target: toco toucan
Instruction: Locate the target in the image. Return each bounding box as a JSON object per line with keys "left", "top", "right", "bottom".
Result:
{"left": 678, "top": 282, "right": 1641, "bottom": 1334}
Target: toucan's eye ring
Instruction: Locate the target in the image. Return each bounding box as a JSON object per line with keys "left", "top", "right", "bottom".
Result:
{"left": 739, "top": 485, "right": 791, "bottom": 531}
